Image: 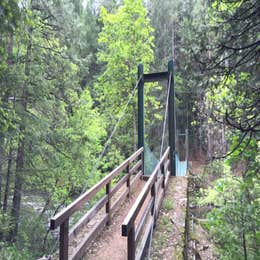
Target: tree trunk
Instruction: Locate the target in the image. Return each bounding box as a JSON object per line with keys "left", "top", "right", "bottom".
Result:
{"left": 9, "top": 138, "right": 25, "bottom": 241}
{"left": 3, "top": 147, "right": 13, "bottom": 212}
{"left": 0, "top": 140, "right": 3, "bottom": 209}
{"left": 9, "top": 28, "right": 32, "bottom": 241}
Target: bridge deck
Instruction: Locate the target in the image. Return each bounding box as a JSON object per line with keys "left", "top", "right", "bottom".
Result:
{"left": 82, "top": 179, "right": 146, "bottom": 260}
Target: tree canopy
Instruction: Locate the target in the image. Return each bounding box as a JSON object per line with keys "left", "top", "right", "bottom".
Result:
{"left": 0, "top": 0, "right": 259, "bottom": 259}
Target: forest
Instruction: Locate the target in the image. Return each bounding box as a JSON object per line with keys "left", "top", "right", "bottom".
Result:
{"left": 0, "top": 0, "right": 259, "bottom": 259}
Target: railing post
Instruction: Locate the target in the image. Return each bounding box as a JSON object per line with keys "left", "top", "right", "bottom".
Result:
{"left": 106, "top": 182, "right": 111, "bottom": 225}
{"left": 127, "top": 163, "right": 131, "bottom": 198}
{"left": 60, "top": 219, "right": 69, "bottom": 260}
{"left": 161, "top": 163, "right": 165, "bottom": 189}
{"left": 140, "top": 151, "right": 144, "bottom": 176}
{"left": 128, "top": 226, "right": 136, "bottom": 260}
{"left": 151, "top": 182, "right": 156, "bottom": 216}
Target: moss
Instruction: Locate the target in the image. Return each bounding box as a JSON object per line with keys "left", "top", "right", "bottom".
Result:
{"left": 189, "top": 230, "right": 197, "bottom": 241}
{"left": 152, "top": 214, "right": 172, "bottom": 255}
{"left": 162, "top": 199, "right": 174, "bottom": 211}
{"left": 173, "top": 246, "right": 183, "bottom": 259}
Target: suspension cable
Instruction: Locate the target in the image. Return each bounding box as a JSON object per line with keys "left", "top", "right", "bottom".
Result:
{"left": 160, "top": 72, "right": 171, "bottom": 159}
{"left": 80, "top": 76, "right": 142, "bottom": 194}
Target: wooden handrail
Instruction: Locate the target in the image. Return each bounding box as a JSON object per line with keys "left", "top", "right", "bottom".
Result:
{"left": 50, "top": 147, "right": 143, "bottom": 260}
{"left": 50, "top": 147, "right": 143, "bottom": 230}
{"left": 122, "top": 147, "right": 170, "bottom": 260}
{"left": 122, "top": 147, "right": 169, "bottom": 235}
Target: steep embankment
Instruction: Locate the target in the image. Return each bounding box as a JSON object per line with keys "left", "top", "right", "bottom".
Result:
{"left": 187, "top": 161, "right": 217, "bottom": 259}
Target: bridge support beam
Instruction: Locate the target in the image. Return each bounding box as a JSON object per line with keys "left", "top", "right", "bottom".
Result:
{"left": 168, "top": 60, "right": 176, "bottom": 176}
{"left": 138, "top": 64, "right": 144, "bottom": 174}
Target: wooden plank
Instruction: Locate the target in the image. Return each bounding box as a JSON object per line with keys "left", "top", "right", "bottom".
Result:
{"left": 70, "top": 170, "right": 141, "bottom": 259}
{"left": 127, "top": 164, "right": 131, "bottom": 198}
{"left": 111, "top": 188, "right": 129, "bottom": 216}
{"left": 135, "top": 216, "right": 153, "bottom": 260}
{"left": 110, "top": 173, "right": 129, "bottom": 198}
{"left": 130, "top": 160, "right": 142, "bottom": 174}
{"left": 60, "top": 219, "right": 69, "bottom": 260}
{"left": 141, "top": 175, "right": 150, "bottom": 181}
{"left": 122, "top": 169, "right": 157, "bottom": 236}
{"left": 151, "top": 183, "right": 156, "bottom": 216}
{"left": 161, "top": 162, "right": 165, "bottom": 190}
{"left": 165, "top": 170, "right": 170, "bottom": 189}
{"left": 155, "top": 188, "right": 164, "bottom": 218}
{"left": 111, "top": 169, "right": 143, "bottom": 220}
{"left": 164, "top": 160, "right": 170, "bottom": 173}
{"left": 69, "top": 195, "right": 108, "bottom": 239}
{"left": 128, "top": 227, "right": 136, "bottom": 260}
{"left": 130, "top": 170, "right": 142, "bottom": 187}
{"left": 51, "top": 156, "right": 130, "bottom": 229}
{"left": 161, "top": 147, "right": 170, "bottom": 163}
{"left": 128, "top": 147, "right": 143, "bottom": 163}
{"left": 106, "top": 182, "right": 111, "bottom": 225}
{"left": 122, "top": 148, "right": 169, "bottom": 236}
{"left": 70, "top": 214, "right": 108, "bottom": 260}
{"left": 156, "top": 175, "right": 164, "bottom": 192}
{"left": 135, "top": 197, "right": 153, "bottom": 242}
{"left": 111, "top": 168, "right": 143, "bottom": 218}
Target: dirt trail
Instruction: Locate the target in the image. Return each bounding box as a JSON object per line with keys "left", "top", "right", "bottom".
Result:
{"left": 82, "top": 180, "right": 145, "bottom": 260}
{"left": 151, "top": 176, "right": 188, "bottom": 260}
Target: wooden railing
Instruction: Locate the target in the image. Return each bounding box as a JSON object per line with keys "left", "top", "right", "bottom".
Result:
{"left": 122, "top": 147, "right": 171, "bottom": 260}
{"left": 50, "top": 147, "right": 143, "bottom": 260}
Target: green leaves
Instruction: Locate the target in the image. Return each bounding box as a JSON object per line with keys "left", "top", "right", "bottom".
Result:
{"left": 96, "top": 0, "right": 155, "bottom": 155}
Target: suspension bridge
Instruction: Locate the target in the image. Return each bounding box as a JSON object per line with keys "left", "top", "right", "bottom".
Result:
{"left": 48, "top": 60, "right": 189, "bottom": 260}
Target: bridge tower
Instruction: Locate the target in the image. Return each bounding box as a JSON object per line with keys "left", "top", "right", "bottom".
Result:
{"left": 137, "top": 61, "right": 176, "bottom": 176}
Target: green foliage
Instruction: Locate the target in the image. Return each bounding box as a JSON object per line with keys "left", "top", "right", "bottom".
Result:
{"left": 199, "top": 136, "right": 259, "bottom": 259}
{"left": 0, "top": 243, "right": 34, "bottom": 260}
{"left": 0, "top": 0, "right": 107, "bottom": 256}
{"left": 200, "top": 174, "right": 259, "bottom": 259}
{"left": 97, "top": 0, "right": 154, "bottom": 110}
{"left": 0, "top": 0, "right": 21, "bottom": 34}
{"left": 0, "top": 0, "right": 258, "bottom": 259}
{"left": 96, "top": 0, "right": 155, "bottom": 156}
{"left": 162, "top": 199, "right": 174, "bottom": 212}
{"left": 0, "top": 210, "right": 14, "bottom": 235}
{"left": 206, "top": 73, "right": 255, "bottom": 124}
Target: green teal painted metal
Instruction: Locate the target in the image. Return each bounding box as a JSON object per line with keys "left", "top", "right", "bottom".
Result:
{"left": 175, "top": 154, "right": 187, "bottom": 176}
{"left": 168, "top": 60, "right": 176, "bottom": 176}
{"left": 143, "top": 71, "right": 168, "bottom": 82}
{"left": 137, "top": 61, "right": 177, "bottom": 176}
{"left": 137, "top": 64, "right": 144, "bottom": 149}
{"left": 138, "top": 64, "right": 144, "bottom": 173}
